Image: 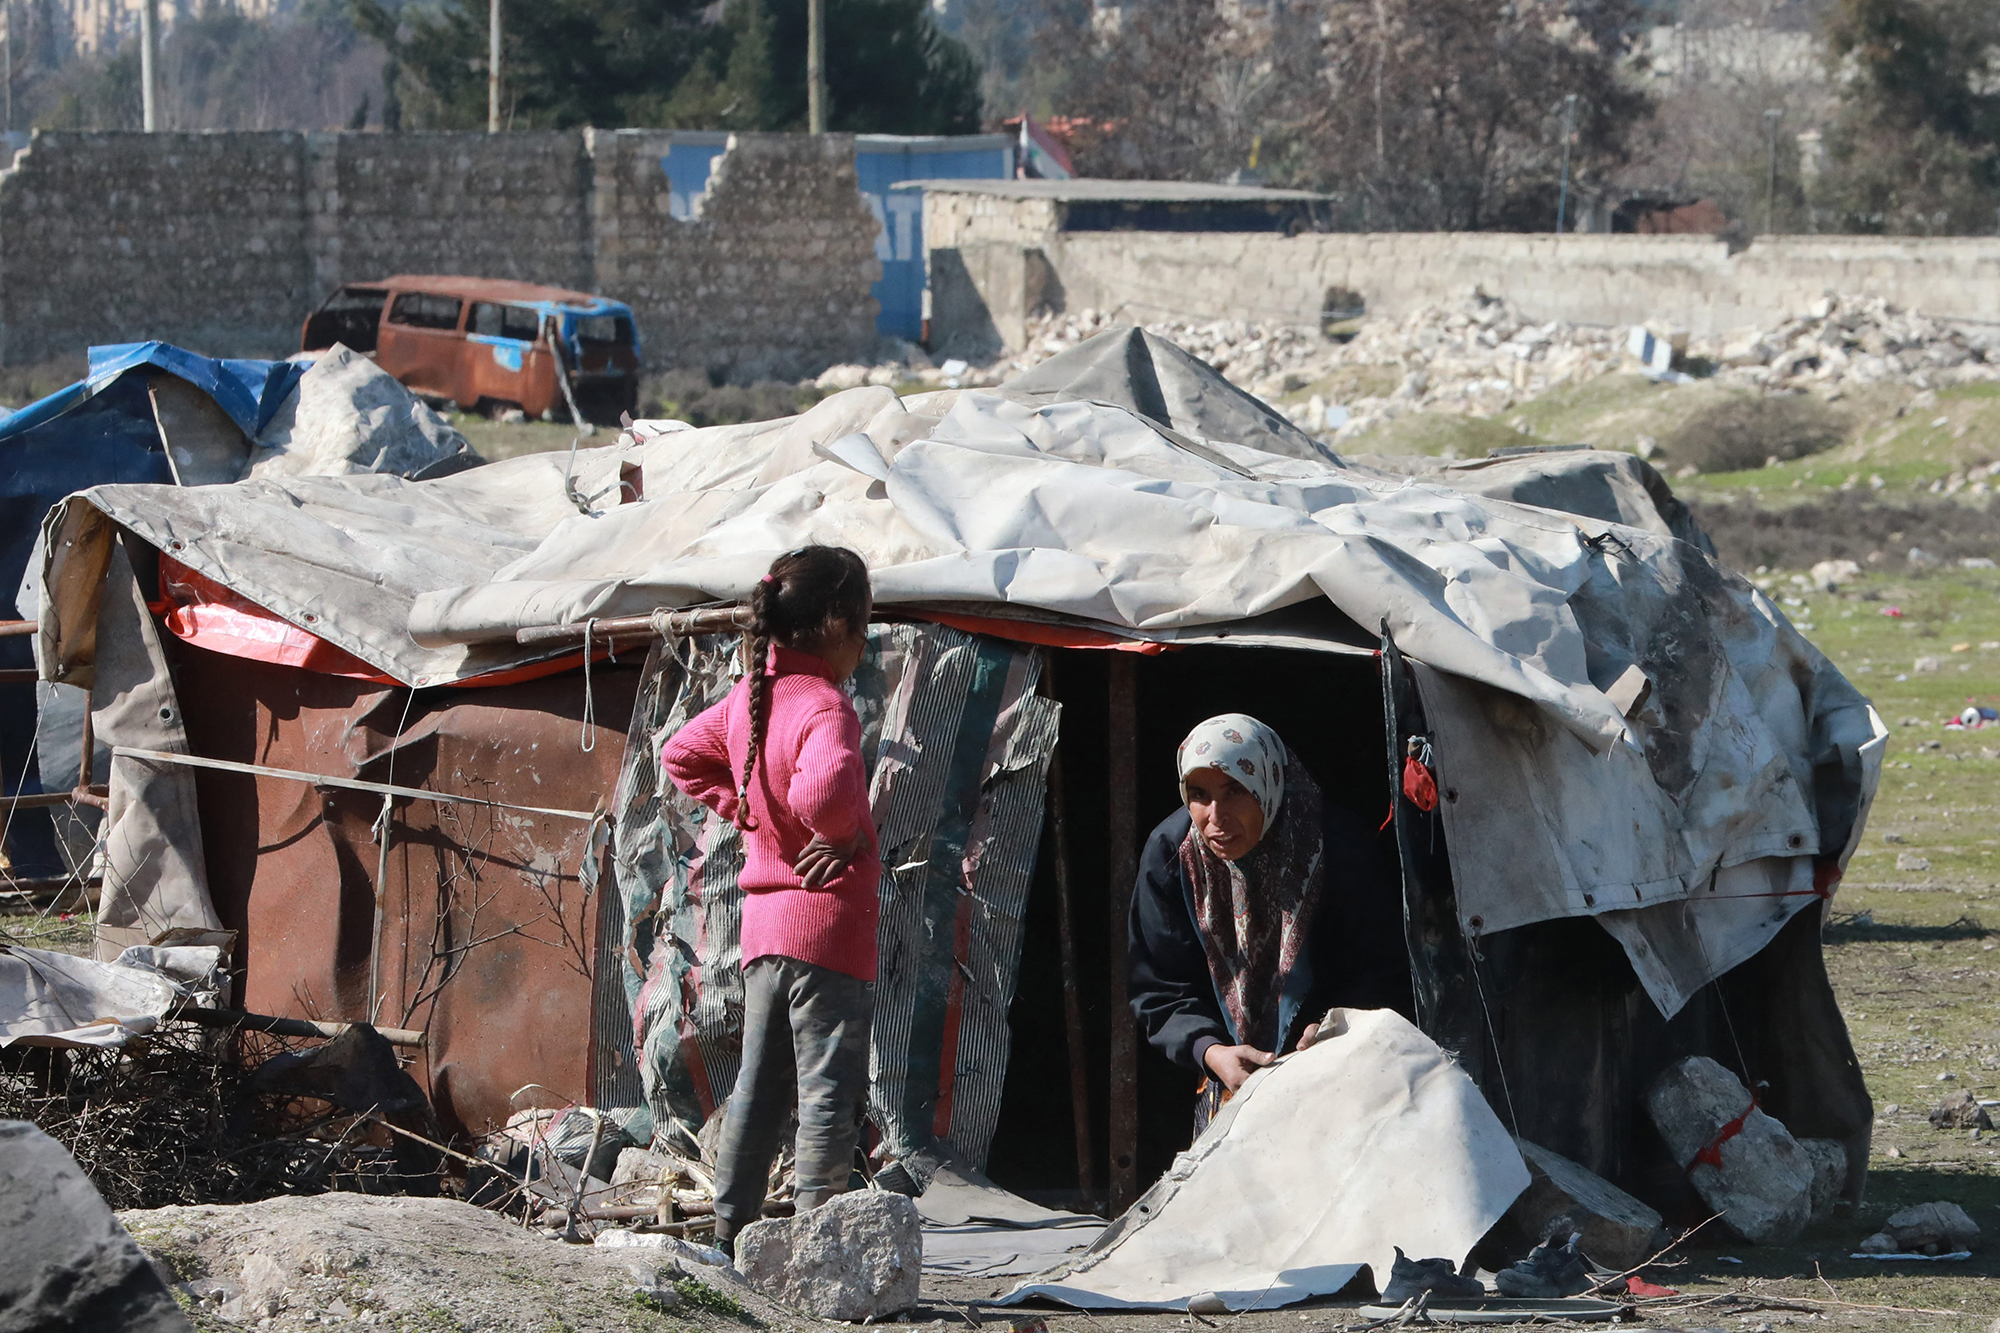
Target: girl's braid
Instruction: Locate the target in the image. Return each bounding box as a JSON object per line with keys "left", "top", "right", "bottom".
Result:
{"left": 736, "top": 577, "right": 775, "bottom": 831}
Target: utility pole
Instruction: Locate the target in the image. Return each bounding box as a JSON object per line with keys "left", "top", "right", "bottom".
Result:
{"left": 807, "top": 0, "right": 825, "bottom": 134}
{"left": 487, "top": 0, "right": 501, "bottom": 133}
{"left": 1763, "top": 108, "right": 1783, "bottom": 236}
{"left": 1554, "top": 93, "right": 1578, "bottom": 234}
{"left": 140, "top": 0, "right": 159, "bottom": 131}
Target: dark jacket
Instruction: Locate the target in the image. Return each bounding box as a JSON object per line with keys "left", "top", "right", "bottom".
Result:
{"left": 1128, "top": 805, "right": 1415, "bottom": 1073}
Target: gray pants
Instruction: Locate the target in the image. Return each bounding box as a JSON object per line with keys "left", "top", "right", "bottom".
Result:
{"left": 712, "top": 955, "right": 874, "bottom": 1239}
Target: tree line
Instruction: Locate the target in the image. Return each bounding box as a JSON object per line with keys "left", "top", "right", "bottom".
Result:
{"left": 4, "top": 0, "right": 1994, "bottom": 235}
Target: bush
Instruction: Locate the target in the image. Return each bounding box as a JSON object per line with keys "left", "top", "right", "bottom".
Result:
{"left": 1690, "top": 492, "right": 2000, "bottom": 573}
{"left": 638, "top": 369, "right": 827, "bottom": 429}
{"left": 1663, "top": 394, "right": 1848, "bottom": 474}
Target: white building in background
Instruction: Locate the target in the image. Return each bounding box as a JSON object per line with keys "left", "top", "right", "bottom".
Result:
{"left": 42, "top": 0, "right": 285, "bottom": 58}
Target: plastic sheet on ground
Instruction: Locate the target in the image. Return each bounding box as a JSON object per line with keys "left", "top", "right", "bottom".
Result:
{"left": 913, "top": 1160, "right": 1105, "bottom": 1277}
{"left": 1002, "top": 1009, "right": 1530, "bottom": 1311}
{"left": 0, "top": 942, "right": 224, "bottom": 1048}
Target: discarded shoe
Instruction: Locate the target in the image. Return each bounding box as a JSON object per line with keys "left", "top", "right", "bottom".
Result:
{"left": 1381, "top": 1246, "right": 1486, "bottom": 1303}
{"left": 1494, "top": 1233, "right": 1592, "bottom": 1298}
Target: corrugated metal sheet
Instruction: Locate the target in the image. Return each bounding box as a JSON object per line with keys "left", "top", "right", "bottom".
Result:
{"left": 610, "top": 624, "right": 1058, "bottom": 1164}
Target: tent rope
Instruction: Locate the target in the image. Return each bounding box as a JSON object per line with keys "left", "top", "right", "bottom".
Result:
{"left": 1468, "top": 940, "right": 1522, "bottom": 1137}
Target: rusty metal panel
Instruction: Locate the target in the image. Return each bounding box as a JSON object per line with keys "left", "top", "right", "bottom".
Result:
{"left": 170, "top": 638, "right": 636, "bottom": 1138}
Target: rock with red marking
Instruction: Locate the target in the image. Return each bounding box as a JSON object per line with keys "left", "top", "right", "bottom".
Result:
{"left": 1645, "top": 1056, "right": 1813, "bottom": 1244}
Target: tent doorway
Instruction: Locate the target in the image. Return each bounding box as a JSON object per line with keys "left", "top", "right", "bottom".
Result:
{"left": 982, "top": 644, "right": 1400, "bottom": 1207}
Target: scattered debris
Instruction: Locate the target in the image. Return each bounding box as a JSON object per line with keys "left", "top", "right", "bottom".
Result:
{"left": 0, "top": 1120, "right": 192, "bottom": 1332}
{"left": 988, "top": 292, "right": 2000, "bottom": 445}
{"left": 1929, "top": 1091, "right": 1994, "bottom": 1131}
{"left": 735, "top": 1191, "right": 922, "bottom": 1321}
{"left": 1855, "top": 1201, "right": 1981, "bottom": 1257}
{"left": 1646, "top": 1056, "right": 1814, "bottom": 1245}
{"left": 1509, "top": 1138, "right": 1667, "bottom": 1269}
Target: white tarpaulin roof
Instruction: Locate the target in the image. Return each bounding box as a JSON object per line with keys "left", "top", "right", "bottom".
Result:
{"left": 34, "top": 328, "right": 1882, "bottom": 1012}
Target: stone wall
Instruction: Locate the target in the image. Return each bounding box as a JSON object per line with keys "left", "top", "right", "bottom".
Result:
{"left": 0, "top": 129, "right": 882, "bottom": 378}
{"left": 924, "top": 191, "right": 2000, "bottom": 351}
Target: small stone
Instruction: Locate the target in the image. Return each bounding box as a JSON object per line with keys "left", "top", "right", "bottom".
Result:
{"left": 1187, "top": 1293, "right": 1229, "bottom": 1315}
{"left": 736, "top": 1192, "right": 922, "bottom": 1321}
{"left": 1896, "top": 852, "right": 1933, "bottom": 872}
{"left": 1913, "top": 655, "right": 1941, "bottom": 673}
{"left": 1879, "top": 1200, "right": 1980, "bottom": 1253}
{"left": 1883, "top": 832, "right": 1905, "bottom": 843}
{"left": 1887, "top": 1146, "right": 1904, "bottom": 1158}
{"left": 1885, "top": 1103, "right": 1901, "bottom": 1115}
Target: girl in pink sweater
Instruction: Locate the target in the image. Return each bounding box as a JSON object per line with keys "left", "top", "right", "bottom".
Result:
{"left": 661, "top": 545, "right": 877, "bottom": 1253}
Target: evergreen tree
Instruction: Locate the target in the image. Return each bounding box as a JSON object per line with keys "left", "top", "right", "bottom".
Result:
{"left": 352, "top": 0, "right": 981, "bottom": 132}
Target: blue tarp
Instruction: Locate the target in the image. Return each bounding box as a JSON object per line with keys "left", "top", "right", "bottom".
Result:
{"left": 854, "top": 135, "right": 1013, "bottom": 342}
{"left": 0, "top": 343, "right": 304, "bottom": 873}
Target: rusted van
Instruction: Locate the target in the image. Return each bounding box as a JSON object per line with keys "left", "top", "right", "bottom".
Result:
{"left": 301, "top": 275, "right": 641, "bottom": 422}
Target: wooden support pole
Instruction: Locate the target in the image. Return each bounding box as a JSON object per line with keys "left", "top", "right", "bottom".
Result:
{"left": 515, "top": 606, "right": 751, "bottom": 646}
{"left": 174, "top": 1005, "right": 426, "bottom": 1048}
{"left": 1048, "top": 738, "right": 1099, "bottom": 1209}
{"left": 1105, "top": 654, "right": 1139, "bottom": 1215}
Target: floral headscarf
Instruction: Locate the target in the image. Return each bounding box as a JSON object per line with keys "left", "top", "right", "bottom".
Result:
{"left": 1174, "top": 714, "right": 1327, "bottom": 1054}
{"left": 1176, "top": 714, "right": 1286, "bottom": 825}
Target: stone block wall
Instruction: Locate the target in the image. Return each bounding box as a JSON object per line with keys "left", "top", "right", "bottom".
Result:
{"left": 924, "top": 191, "right": 2000, "bottom": 347}
{"left": 587, "top": 130, "right": 882, "bottom": 379}
{"left": 0, "top": 129, "right": 882, "bottom": 378}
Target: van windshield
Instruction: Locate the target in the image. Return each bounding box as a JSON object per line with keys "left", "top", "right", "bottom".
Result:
{"left": 574, "top": 314, "right": 634, "bottom": 346}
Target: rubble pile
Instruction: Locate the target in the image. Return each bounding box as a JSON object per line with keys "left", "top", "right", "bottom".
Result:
{"left": 987, "top": 293, "right": 2000, "bottom": 444}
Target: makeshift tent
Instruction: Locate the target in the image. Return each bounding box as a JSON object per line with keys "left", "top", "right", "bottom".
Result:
{"left": 2, "top": 343, "right": 478, "bottom": 887}
{"left": 26, "top": 327, "right": 1882, "bottom": 1223}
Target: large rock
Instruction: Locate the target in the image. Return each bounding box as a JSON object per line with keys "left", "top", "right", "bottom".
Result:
{"left": 0, "top": 1120, "right": 193, "bottom": 1332}
{"left": 736, "top": 1191, "right": 921, "bottom": 1320}
{"left": 1509, "top": 1138, "right": 1666, "bottom": 1269}
{"left": 1646, "top": 1057, "right": 1813, "bottom": 1245}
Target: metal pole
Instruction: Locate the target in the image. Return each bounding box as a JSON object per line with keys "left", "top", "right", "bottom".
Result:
{"left": 487, "top": 0, "right": 501, "bottom": 134}
{"left": 807, "top": 0, "right": 826, "bottom": 134}
{"left": 1105, "top": 654, "right": 1139, "bottom": 1215}
{"left": 139, "top": 0, "right": 158, "bottom": 132}
{"left": 1554, "top": 93, "right": 1577, "bottom": 234}
{"left": 1047, "top": 735, "right": 1100, "bottom": 1209}
{"left": 1764, "top": 108, "right": 1783, "bottom": 236}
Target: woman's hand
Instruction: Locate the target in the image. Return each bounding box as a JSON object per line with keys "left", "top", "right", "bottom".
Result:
{"left": 793, "top": 833, "right": 863, "bottom": 889}
{"left": 1202, "top": 1042, "right": 1276, "bottom": 1092}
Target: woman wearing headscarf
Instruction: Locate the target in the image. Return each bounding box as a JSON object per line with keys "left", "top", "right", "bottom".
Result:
{"left": 1128, "top": 714, "right": 1414, "bottom": 1136}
